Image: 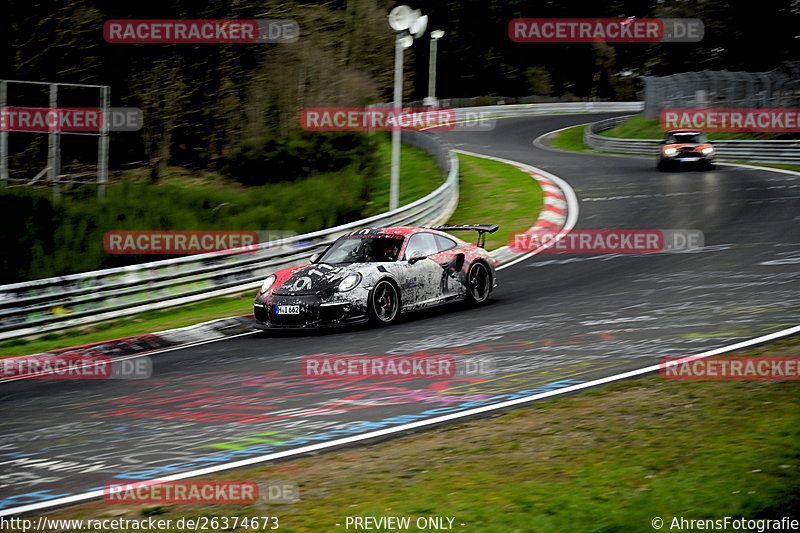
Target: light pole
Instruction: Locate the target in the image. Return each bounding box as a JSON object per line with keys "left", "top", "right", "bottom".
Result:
{"left": 387, "top": 6, "right": 427, "bottom": 211}
{"left": 424, "top": 30, "right": 445, "bottom": 107}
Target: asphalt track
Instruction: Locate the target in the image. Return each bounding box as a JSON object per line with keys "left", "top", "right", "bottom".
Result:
{"left": 1, "top": 112, "right": 799, "bottom": 514}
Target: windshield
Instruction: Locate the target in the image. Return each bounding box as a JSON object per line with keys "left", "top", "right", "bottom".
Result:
{"left": 317, "top": 235, "right": 404, "bottom": 264}
{"left": 666, "top": 132, "right": 708, "bottom": 144}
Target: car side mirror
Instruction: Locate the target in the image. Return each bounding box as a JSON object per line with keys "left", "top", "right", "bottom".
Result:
{"left": 310, "top": 253, "right": 320, "bottom": 263}
{"left": 408, "top": 251, "right": 427, "bottom": 264}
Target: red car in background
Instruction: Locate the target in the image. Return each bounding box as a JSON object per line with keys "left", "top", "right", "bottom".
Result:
{"left": 657, "top": 129, "right": 716, "bottom": 171}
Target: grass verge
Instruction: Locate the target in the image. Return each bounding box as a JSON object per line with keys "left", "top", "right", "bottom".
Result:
{"left": 363, "top": 134, "right": 445, "bottom": 216}
{"left": 545, "top": 124, "right": 601, "bottom": 154}
{"left": 1, "top": 148, "right": 543, "bottom": 357}
{"left": 447, "top": 153, "right": 544, "bottom": 250}
{"left": 0, "top": 293, "right": 254, "bottom": 356}
{"left": 40, "top": 335, "right": 800, "bottom": 532}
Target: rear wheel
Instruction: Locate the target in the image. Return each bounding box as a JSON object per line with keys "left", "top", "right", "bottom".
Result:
{"left": 465, "top": 262, "right": 492, "bottom": 305}
{"left": 368, "top": 280, "right": 400, "bottom": 325}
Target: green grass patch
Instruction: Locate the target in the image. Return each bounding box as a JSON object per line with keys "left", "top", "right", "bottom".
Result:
{"left": 363, "top": 134, "right": 445, "bottom": 215}
{"left": 447, "top": 154, "right": 544, "bottom": 250}
{"left": 43, "top": 336, "right": 800, "bottom": 532}
{"left": 599, "top": 114, "right": 798, "bottom": 141}
{"left": 0, "top": 134, "right": 442, "bottom": 284}
{"left": 546, "top": 124, "right": 601, "bottom": 154}
{"left": 0, "top": 292, "right": 254, "bottom": 357}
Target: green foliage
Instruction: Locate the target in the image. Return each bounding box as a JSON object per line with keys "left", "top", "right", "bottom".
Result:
{"left": 0, "top": 133, "right": 447, "bottom": 283}
{"left": 524, "top": 66, "right": 553, "bottom": 96}
{"left": 0, "top": 166, "right": 369, "bottom": 283}
{"left": 225, "top": 132, "right": 378, "bottom": 186}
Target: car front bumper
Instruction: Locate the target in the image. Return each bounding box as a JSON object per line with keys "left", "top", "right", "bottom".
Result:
{"left": 661, "top": 154, "right": 714, "bottom": 164}
{"left": 254, "top": 293, "right": 369, "bottom": 329}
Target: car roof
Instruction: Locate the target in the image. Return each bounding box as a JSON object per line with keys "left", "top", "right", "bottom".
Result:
{"left": 347, "top": 227, "right": 455, "bottom": 238}
{"left": 667, "top": 129, "right": 704, "bottom": 134}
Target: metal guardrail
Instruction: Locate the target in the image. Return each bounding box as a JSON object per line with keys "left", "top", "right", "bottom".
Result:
{"left": 0, "top": 130, "right": 459, "bottom": 340}
{"left": 451, "top": 101, "right": 643, "bottom": 118}
{"left": 584, "top": 115, "right": 800, "bottom": 163}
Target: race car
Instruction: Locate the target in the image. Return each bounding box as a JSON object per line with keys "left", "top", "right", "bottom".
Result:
{"left": 657, "top": 129, "right": 715, "bottom": 171}
{"left": 253, "top": 225, "right": 498, "bottom": 329}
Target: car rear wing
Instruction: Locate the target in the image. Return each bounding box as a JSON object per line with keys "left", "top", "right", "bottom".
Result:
{"left": 428, "top": 224, "right": 499, "bottom": 248}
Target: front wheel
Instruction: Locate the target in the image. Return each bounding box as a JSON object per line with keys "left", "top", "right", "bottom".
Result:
{"left": 465, "top": 262, "right": 492, "bottom": 305}
{"left": 368, "top": 280, "right": 400, "bottom": 325}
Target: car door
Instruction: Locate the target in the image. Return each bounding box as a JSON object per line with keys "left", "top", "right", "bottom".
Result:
{"left": 428, "top": 234, "right": 466, "bottom": 298}
{"left": 400, "top": 232, "right": 445, "bottom": 309}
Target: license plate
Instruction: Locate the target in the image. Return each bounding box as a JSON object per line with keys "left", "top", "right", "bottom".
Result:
{"left": 275, "top": 305, "right": 300, "bottom": 315}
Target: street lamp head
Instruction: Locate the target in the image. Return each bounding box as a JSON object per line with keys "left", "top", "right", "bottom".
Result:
{"left": 398, "top": 34, "right": 415, "bottom": 49}
{"left": 410, "top": 14, "right": 428, "bottom": 38}
{"left": 431, "top": 30, "right": 445, "bottom": 40}
{"left": 388, "top": 5, "right": 416, "bottom": 31}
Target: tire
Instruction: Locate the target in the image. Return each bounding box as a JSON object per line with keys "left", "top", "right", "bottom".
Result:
{"left": 657, "top": 160, "right": 668, "bottom": 172}
{"left": 368, "top": 280, "right": 400, "bottom": 325}
{"left": 465, "top": 262, "right": 492, "bottom": 305}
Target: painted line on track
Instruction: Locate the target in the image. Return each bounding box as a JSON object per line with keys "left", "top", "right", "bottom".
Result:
{"left": 3, "top": 324, "right": 798, "bottom": 517}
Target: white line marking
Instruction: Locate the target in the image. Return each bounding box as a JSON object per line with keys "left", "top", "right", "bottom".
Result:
{"left": 3, "top": 324, "right": 797, "bottom": 517}
{"left": 716, "top": 162, "right": 800, "bottom": 177}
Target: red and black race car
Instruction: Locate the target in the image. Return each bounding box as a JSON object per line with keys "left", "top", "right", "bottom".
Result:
{"left": 253, "top": 225, "right": 498, "bottom": 329}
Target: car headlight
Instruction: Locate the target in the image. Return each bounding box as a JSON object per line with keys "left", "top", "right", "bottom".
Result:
{"left": 701, "top": 147, "right": 714, "bottom": 155}
{"left": 663, "top": 147, "right": 677, "bottom": 156}
{"left": 260, "top": 275, "right": 276, "bottom": 294}
{"left": 337, "top": 273, "right": 362, "bottom": 292}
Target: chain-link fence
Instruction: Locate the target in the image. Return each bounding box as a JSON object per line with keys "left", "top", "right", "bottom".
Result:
{"left": 642, "top": 62, "right": 800, "bottom": 118}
